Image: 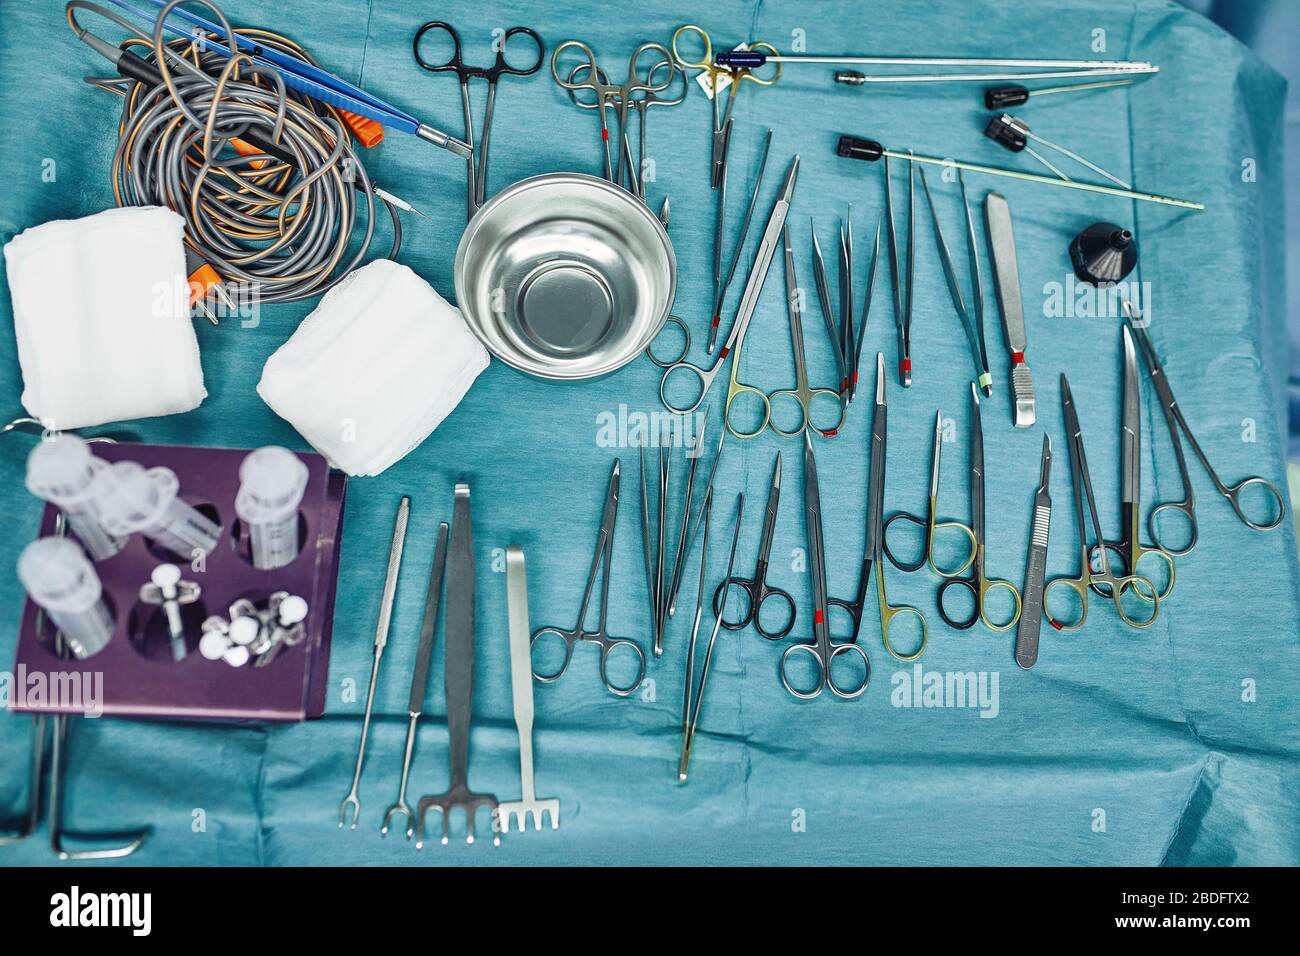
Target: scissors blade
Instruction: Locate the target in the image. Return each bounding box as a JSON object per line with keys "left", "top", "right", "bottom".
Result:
{"left": 865, "top": 353, "right": 888, "bottom": 558}
{"left": 727, "top": 155, "right": 800, "bottom": 356}
{"left": 969, "top": 383, "right": 986, "bottom": 546}
{"left": 757, "top": 452, "right": 783, "bottom": 563}
{"left": 710, "top": 129, "right": 774, "bottom": 353}
{"left": 1121, "top": 324, "right": 1140, "bottom": 508}
{"left": 801, "top": 432, "right": 829, "bottom": 638}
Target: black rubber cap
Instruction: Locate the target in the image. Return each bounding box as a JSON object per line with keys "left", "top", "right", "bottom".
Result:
{"left": 836, "top": 136, "right": 884, "bottom": 162}
{"left": 984, "top": 116, "right": 1027, "bottom": 152}
{"left": 1069, "top": 222, "right": 1138, "bottom": 285}
{"left": 984, "top": 85, "right": 1030, "bottom": 109}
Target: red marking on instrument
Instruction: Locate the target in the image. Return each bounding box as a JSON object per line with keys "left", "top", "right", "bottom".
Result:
{"left": 719, "top": 346, "right": 730, "bottom": 358}
{"left": 1049, "top": 619, "right": 1063, "bottom": 631}
{"left": 710, "top": 315, "right": 721, "bottom": 328}
{"left": 852, "top": 371, "right": 859, "bottom": 384}
{"left": 900, "top": 358, "right": 912, "bottom": 374}
{"left": 840, "top": 377, "right": 849, "bottom": 392}
{"left": 1011, "top": 351, "right": 1025, "bottom": 364}
{"left": 602, "top": 128, "right": 609, "bottom": 141}
{"left": 814, "top": 610, "right": 825, "bottom": 624}
{"left": 823, "top": 428, "right": 838, "bottom": 438}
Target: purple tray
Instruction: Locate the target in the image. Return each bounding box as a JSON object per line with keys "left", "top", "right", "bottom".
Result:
{"left": 12, "top": 443, "right": 347, "bottom": 722}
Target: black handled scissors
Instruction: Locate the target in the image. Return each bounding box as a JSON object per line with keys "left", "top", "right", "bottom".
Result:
{"left": 823, "top": 354, "right": 929, "bottom": 663}
{"left": 1122, "top": 302, "right": 1286, "bottom": 555}
{"left": 413, "top": 22, "right": 544, "bottom": 217}
{"left": 935, "top": 385, "right": 1022, "bottom": 631}
{"left": 713, "top": 452, "right": 796, "bottom": 640}
{"left": 1087, "top": 323, "right": 1177, "bottom": 602}
{"left": 530, "top": 459, "right": 646, "bottom": 696}
{"left": 882, "top": 410, "right": 977, "bottom": 576}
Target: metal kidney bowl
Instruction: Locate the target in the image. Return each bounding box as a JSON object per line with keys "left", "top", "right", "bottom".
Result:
{"left": 454, "top": 173, "right": 676, "bottom": 380}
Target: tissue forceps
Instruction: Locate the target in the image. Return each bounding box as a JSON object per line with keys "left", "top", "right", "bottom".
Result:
{"left": 824, "top": 354, "right": 929, "bottom": 663}
{"left": 712, "top": 453, "right": 796, "bottom": 640}
{"left": 1087, "top": 325, "right": 1177, "bottom": 603}
{"left": 882, "top": 410, "right": 977, "bottom": 576}
{"left": 1122, "top": 302, "right": 1286, "bottom": 555}
{"left": 779, "top": 431, "right": 873, "bottom": 699}
{"left": 935, "top": 386, "right": 1022, "bottom": 632}
{"left": 769, "top": 224, "right": 846, "bottom": 438}
{"left": 1044, "top": 374, "right": 1159, "bottom": 631}
{"left": 413, "top": 22, "right": 544, "bottom": 218}
{"left": 532, "top": 459, "right": 646, "bottom": 696}
{"left": 883, "top": 153, "right": 916, "bottom": 387}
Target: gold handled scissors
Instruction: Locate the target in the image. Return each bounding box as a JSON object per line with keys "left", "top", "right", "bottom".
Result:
{"left": 1045, "top": 374, "right": 1159, "bottom": 630}
{"left": 882, "top": 410, "right": 977, "bottom": 576}
{"left": 659, "top": 156, "right": 799, "bottom": 431}
{"left": 1087, "top": 324, "right": 1177, "bottom": 603}
{"left": 670, "top": 24, "right": 780, "bottom": 188}
{"left": 766, "top": 224, "right": 846, "bottom": 439}
{"left": 821, "top": 354, "right": 929, "bottom": 663}
{"left": 1122, "top": 302, "right": 1286, "bottom": 555}
{"left": 935, "top": 385, "right": 1022, "bottom": 631}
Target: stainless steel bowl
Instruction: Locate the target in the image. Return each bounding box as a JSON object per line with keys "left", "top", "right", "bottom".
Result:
{"left": 454, "top": 173, "right": 676, "bottom": 380}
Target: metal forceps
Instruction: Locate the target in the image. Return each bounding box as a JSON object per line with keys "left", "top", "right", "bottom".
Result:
{"left": 826, "top": 354, "right": 929, "bottom": 663}
{"left": 712, "top": 453, "right": 796, "bottom": 640}
{"left": 671, "top": 24, "right": 781, "bottom": 189}
{"left": 1123, "top": 302, "right": 1286, "bottom": 554}
{"left": 413, "top": 22, "right": 544, "bottom": 219}
{"left": 768, "top": 223, "right": 846, "bottom": 438}
{"left": 1087, "top": 324, "right": 1177, "bottom": 602}
{"left": 882, "top": 410, "right": 977, "bottom": 576}
{"left": 659, "top": 155, "right": 800, "bottom": 436}
{"left": 1045, "top": 374, "right": 1159, "bottom": 630}
{"left": 883, "top": 153, "right": 916, "bottom": 386}
{"left": 551, "top": 40, "right": 674, "bottom": 191}
{"left": 531, "top": 459, "right": 647, "bottom": 696}
{"left": 935, "top": 385, "right": 1023, "bottom": 632}
{"left": 779, "top": 431, "right": 873, "bottom": 699}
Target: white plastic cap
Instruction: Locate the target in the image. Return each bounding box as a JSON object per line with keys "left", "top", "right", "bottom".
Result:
{"left": 93, "top": 461, "right": 179, "bottom": 535}
{"left": 228, "top": 616, "right": 261, "bottom": 646}
{"left": 235, "top": 447, "right": 309, "bottom": 525}
{"left": 25, "top": 434, "right": 99, "bottom": 506}
{"left": 17, "top": 537, "right": 103, "bottom": 613}
{"left": 278, "top": 595, "right": 309, "bottom": 626}
{"left": 223, "top": 644, "right": 251, "bottom": 667}
{"left": 151, "top": 563, "right": 182, "bottom": 589}
{"left": 200, "top": 631, "right": 232, "bottom": 661}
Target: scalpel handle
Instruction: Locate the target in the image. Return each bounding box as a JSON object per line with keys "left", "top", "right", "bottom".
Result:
{"left": 985, "top": 192, "right": 1035, "bottom": 427}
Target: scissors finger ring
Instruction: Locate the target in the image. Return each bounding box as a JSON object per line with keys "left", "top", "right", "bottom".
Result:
{"left": 645, "top": 315, "right": 690, "bottom": 368}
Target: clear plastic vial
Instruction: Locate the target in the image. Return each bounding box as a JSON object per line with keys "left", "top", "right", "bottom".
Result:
{"left": 18, "top": 537, "right": 116, "bottom": 658}
{"left": 235, "top": 446, "right": 309, "bottom": 570}
{"left": 93, "top": 461, "right": 221, "bottom": 558}
{"left": 25, "top": 434, "right": 127, "bottom": 561}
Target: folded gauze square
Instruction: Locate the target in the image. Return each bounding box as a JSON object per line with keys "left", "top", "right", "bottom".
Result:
{"left": 3, "top": 206, "right": 206, "bottom": 430}
{"left": 257, "top": 259, "right": 490, "bottom": 476}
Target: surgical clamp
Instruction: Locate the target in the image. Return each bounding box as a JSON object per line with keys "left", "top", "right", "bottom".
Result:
{"left": 382, "top": 521, "right": 448, "bottom": 839}
{"left": 339, "top": 495, "right": 409, "bottom": 830}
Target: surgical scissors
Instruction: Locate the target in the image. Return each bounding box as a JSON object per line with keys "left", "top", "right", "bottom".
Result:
{"left": 706, "top": 128, "right": 772, "bottom": 354}
{"left": 1088, "top": 324, "right": 1177, "bottom": 602}
{"left": 1045, "top": 374, "right": 1159, "bottom": 630}
{"left": 1122, "top": 302, "right": 1286, "bottom": 554}
{"left": 531, "top": 459, "right": 646, "bottom": 696}
{"left": 413, "top": 22, "right": 544, "bottom": 218}
{"left": 659, "top": 155, "right": 800, "bottom": 433}
{"left": 713, "top": 453, "right": 796, "bottom": 640}
{"left": 779, "top": 431, "right": 873, "bottom": 699}
{"left": 882, "top": 410, "right": 977, "bottom": 576}
{"left": 825, "top": 354, "right": 929, "bottom": 663}
{"left": 670, "top": 24, "right": 780, "bottom": 190}
{"left": 935, "top": 385, "right": 1023, "bottom": 631}
{"left": 551, "top": 40, "right": 675, "bottom": 191}
{"left": 769, "top": 224, "right": 846, "bottom": 438}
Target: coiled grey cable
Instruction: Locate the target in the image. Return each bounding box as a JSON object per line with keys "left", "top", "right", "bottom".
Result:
{"left": 67, "top": 0, "right": 400, "bottom": 304}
